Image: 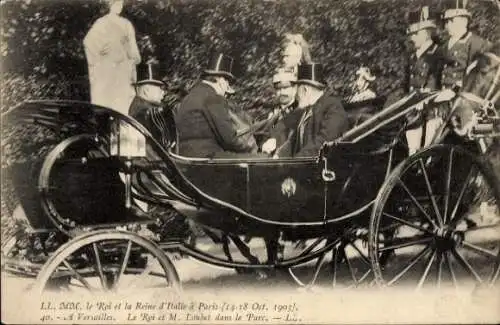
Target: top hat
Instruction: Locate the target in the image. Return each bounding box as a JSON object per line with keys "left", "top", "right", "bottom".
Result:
{"left": 203, "top": 53, "right": 236, "bottom": 82}
{"left": 294, "top": 63, "right": 326, "bottom": 89}
{"left": 135, "top": 62, "right": 165, "bottom": 87}
{"left": 407, "top": 6, "right": 438, "bottom": 34}
{"left": 272, "top": 68, "right": 297, "bottom": 87}
{"left": 441, "top": 0, "right": 471, "bottom": 20}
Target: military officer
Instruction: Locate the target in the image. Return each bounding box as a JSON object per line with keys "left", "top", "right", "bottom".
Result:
{"left": 260, "top": 69, "right": 299, "bottom": 155}
{"left": 403, "top": 5, "right": 444, "bottom": 154}
{"left": 439, "top": 0, "right": 492, "bottom": 91}
{"left": 175, "top": 53, "right": 256, "bottom": 158}
{"left": 405, "top": 6, "right": 442, "bottom": 93}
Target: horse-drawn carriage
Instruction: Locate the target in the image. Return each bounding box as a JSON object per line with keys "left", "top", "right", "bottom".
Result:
{"left": 2, "top": 78, "right": 499, "bottom": 294}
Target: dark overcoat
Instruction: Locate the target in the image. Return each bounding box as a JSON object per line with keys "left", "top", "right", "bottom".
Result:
{"left": 291, "top": 93, "right": 349, "bottom": 157}
{"left": 405, "top": 42, "right": 442, "bottom": 92}
{"left": 128, "top": 95, "right": 177, "bottom": 149}
{"left": 175, "top": 82, "right": 254, "bottom": 158}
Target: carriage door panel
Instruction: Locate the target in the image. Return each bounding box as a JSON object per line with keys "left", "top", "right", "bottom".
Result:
{"left": 178, "top": 161, "right": 249, "bottom": 210}
{"left": 248, "top": 159, "right": 348, "bottom": 223}
{"left": 324, "top": 150, "right": 390, "bottom": 217}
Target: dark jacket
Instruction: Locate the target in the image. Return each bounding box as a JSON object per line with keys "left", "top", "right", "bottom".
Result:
{"left": 128, "top": 95, "right": 177, "bottom": 149}
{"left": 175, "top": 82, "right": 254, "bottom": 158}
{"left": 439, "top": 32, "right": 491, "bottom": 89}
{"left": 405, "top": 42, "right": 442, "bottom": 92}
{"left": 291, "top": 94, "right": 349, "bottom": 157}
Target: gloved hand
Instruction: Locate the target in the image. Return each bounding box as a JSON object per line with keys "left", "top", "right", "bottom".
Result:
{"left": 262, "top": 138, "right": 277, "bottom": 154}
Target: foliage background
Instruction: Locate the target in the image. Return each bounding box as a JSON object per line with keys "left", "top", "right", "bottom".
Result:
{"left": 1, "top": 0, "right": 499, "bottom": 229}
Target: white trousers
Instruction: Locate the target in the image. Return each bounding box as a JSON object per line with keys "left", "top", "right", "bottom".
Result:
{"left": 405, "top": 117, "right": 443, "bottom": 155}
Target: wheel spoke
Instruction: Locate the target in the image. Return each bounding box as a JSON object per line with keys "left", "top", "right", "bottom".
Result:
{"left": 462, "top": 241, "right": 498, "bottom": 259}
{"left": 115, "top": 240, "right": 132, "bottom": 287}
{"left": 62, "top": 259, "right": 94, "bottom": 292}
{"left": 357, "top": 269, "right": 372, "bottom": 284}
{"left": 331, "top": 246, "right": 339, "bottom": 287}
{"left": 445, "top": 252, "right": 458, "bottom": 289}
{"left": 347, "top": 241, "right": 371, "bottom": 267}
{"left": 379, "top": 235, "right": 432, "bottom": 252}
{"left": 388, "top": 244, "right": 431, "bottom": 286}
{"left": 92, "top": 243, "right": 106, "bottom": 290}
{"left": 491, "top": 257, "right": 500, "bottom": 284}
{"left": 443, "top": 148, "right": 454, "bottom": 224}
{"left": 436, "top": 252, "right": 444, "bottom": 288}
{"left": 383, "top": 212, "right": 433, "bottom": 234}
{"left": 449, "top": 166, "right": 476, "bottom": 227}
{"left": 452, "top": 248, "right": 483, "bottom": 283}
{"left": 398, "top": 179, "right": 438, "bottom": 229}
{"left": 418, "top": 159, "right": 444, "bottom": 227}
{"left": 344, "top": 249, "right": 358, "bottom": 285}
{"left": 417, "top": 249, "right": 436, "bottom": 290}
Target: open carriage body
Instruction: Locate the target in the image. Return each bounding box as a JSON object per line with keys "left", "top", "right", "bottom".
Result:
{"left": 2, "top": 87, "right": 500, "bottom": 294}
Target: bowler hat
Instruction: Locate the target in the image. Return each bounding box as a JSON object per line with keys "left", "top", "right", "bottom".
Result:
{"left": 441, "top": 0, "right": 470, "bottom": 20}
{"left": 407, "top": 6, "right": 437, "bottom": 34}
{"left": 294, "top": 63, "right": 326, "bottom": 89}
{"left": 135, "top": 62, "right": 165, "bottom": 87}
{"left": 203, "top": 53, "right": 236, "bottom": 82}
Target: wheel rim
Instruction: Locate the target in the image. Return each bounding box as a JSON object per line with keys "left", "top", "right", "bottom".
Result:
{"left": 34, "top": 230, "right": 180, "bottom": 295}
{"left": 370, "top": 145, "right": 500, "bottom": 289}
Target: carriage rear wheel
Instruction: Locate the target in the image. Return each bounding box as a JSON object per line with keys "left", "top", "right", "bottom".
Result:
{"left": 33, "top": 230, "right": 181, "bottom": 295}
{"left": 369, "top": 144, "right": 500, "bottom": 289}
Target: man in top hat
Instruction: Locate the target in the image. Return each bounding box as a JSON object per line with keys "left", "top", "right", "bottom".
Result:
{"left": 439, "top": 0, "right": 492, "bottom": 91}
{"left": 175, "top": 53, "right": 256, "bottom": 158}
{"left": 128, "top": 61, "right": 176, "bottom": 149}
{"left": 403, "top": 5, "right": 445, "bottom": 154}
{"left": 286, "top": 63, "right": 349, "bottom": 158}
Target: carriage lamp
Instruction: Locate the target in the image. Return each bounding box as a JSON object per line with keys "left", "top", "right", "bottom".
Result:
{"left": 108, "top": 117, "right": 148, "bottom": 211}
{"left": 109, "top": 117, "right": 147, "bottom": 158}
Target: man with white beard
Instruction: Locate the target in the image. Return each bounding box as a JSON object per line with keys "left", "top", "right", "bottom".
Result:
{"left": 288, "top": 63, "right": 349, "bottom": 158}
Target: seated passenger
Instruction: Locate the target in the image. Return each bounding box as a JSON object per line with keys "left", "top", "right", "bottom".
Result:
{"left": 260, "top": 69, "right": 300, "bottom": 155}
{"left": 284, "top": 63, "right": 349, "bottom": 158}
{"left": 129, "top": 62, "right": 176, "bottom": 149}
{"left": 346, "top": 66, "right": 377, "bottom": 104}
{"left": 175, "top": 53, "right": 256, "bottom": 158}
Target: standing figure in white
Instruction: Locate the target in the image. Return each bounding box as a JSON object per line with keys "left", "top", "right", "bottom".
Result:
{"left": 83, "top": 0, "right": 141, "bottom": 115}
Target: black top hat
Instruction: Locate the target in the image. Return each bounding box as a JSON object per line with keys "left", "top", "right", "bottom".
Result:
{"left": 203, "top": 53, "right": 236, "bottom": 81}
{"left": 441, "top": 0, "right": 470, "bottom": 20}
{"left": 135, "top": 62, "right": 165, "bottom": 87}
{"left": 407, "top": 6, "right": 438, "bottom": 34}
{"left": 294, "top": 63, "right": 326, "bottom": 89}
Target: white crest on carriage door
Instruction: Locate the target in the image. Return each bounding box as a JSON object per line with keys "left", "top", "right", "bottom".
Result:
{"left": 281, "top": 177, "right": 297, "bottom": 198}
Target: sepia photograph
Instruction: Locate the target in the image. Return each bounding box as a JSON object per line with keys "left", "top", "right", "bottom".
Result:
{"left": 1, "top": 0, "right": 500, "bottom": 323}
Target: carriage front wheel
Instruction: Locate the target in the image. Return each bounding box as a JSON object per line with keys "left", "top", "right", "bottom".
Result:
{"left": 369, "top": 144, "right": 500, "bottom": 290}
{"left": 33, "top": 229, "right": 181, "bottom": 295}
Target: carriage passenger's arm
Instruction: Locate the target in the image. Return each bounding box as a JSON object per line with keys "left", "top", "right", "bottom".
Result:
{"left": 204, "top": 96, "right": 254, "bottom": 152}
{"left": 296, "top": 97, "right": 349, "bottom": 157}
